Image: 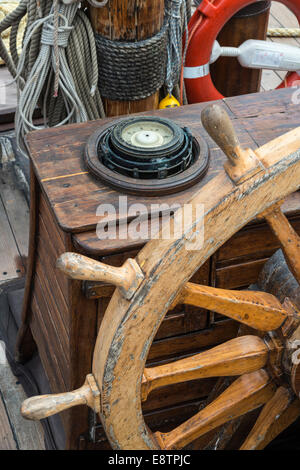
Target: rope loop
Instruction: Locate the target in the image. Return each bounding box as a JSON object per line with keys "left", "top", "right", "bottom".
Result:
{"left": 41, "top": 16, "right": 73, "bottom": 48}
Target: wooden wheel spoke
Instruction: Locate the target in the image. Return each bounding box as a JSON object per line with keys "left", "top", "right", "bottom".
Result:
{"left": 154, "top": 369, "right": 276, "bottom": 450}
{"left": 176, "top": 283, "right": 289, "bottom": 331}
{"left": 251, "top": 399, "right": 300, "bottom": 450}
{"left": 142, "top": 336, "right": 269, "bottom": 401}
{"left": 240, "top": 386, "right": 292, "bottom": 450}
{"left": 260, "top": 204, "right": 300, "bottom": 286}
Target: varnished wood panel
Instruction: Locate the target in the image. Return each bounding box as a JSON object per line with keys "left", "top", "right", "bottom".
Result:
{"left": 217, "top": 216, "right": 300, "bottom": 267}
{"left": 147, "top": 320, "right": 239, "bottom": 363}
{"left": 216, "top": 259, "right": 268, "bottom": 289}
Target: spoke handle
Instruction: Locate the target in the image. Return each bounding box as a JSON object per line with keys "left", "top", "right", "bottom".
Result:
{"left": 21, "top": 374, "right": 100, "bottom": 421}
{"left": 201, "top": 104, "right": 262, "bottom": 184}
{"left": 56, "top": 252, "right": 144, "bottom": 300}
{"left": 201, "top": 104, "right": 242, "bottom": 165}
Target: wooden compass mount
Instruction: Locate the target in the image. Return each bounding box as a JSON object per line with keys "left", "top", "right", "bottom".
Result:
{"left": 17, "top": 89, "right": 300, "bottom": 449}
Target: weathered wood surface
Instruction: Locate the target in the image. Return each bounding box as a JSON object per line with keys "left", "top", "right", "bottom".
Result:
{"left": 0, "top": 160, "right": 28, "bottom": 283}
{"left": 56, "top": 252, "right": 144, "bottom": 300}
{"left": 259, "top": 203, "right": 300, "bottom": 285}
{"left": 177, "top": 283, "right": 289, "bottom": 331}
{"left": 22, "top": 374, "right": 100, "bottom": 421}
{"left": 155, "top": 370, "right": 276, "bottom": 450}
{"left": 142, "top": 336, "right": 269, "bottom": 401}
{"left": 240, "top": 386, "right": 292, "bottom": 450}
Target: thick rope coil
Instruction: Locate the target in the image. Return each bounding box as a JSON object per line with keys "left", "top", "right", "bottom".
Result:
{"left": 95, "top": 22, "right": 169, "bottom": 101}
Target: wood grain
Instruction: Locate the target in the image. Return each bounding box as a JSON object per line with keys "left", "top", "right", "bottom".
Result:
{"left": 0, "top": 395, "right": 17, "bottom": 450}
{"left": 21, "top": 374, "right": 100, "bottom": 420}
{"left": 92, "top": 120, "right": 300, "bottom": 449}
{"left": 142, "top": 336, "right": 269, "bottom": 401}
{"left": 201, "top": 104, "right": 262, "bottom": 183}
{"left": 56, "top": 252, "right": 144, "bottom": 300}
{"left": 0, "top": 196, "right": 24, "bottom": 282}
{"left": 155, "top": 370, "right": 276, "bottom": 450}
{"left": 260, "top": 204, "right": 300, "bottom": 285}
{"left": 179, "top": 283, "right": 288, "bottom": 331}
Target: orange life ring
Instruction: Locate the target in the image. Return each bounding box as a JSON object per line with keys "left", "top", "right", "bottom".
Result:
{"left": 184, "top": 0, "right": 300, "bottom": 103}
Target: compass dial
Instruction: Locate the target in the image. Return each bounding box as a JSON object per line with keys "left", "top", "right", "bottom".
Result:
{"left": 85, "top": 115, "right": 210, "bottom": 196}
{"left": 121, "top": 121, "right": 174, "bottom": 148}
{"left": 111, "top": 116, "right": 183, "bottom": 158}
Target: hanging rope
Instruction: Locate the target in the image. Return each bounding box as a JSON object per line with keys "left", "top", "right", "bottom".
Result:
{"left": 0, "top": 0, "right": 188, "bottom": 152}
{"left": 185, "top": 0, "right": 192, "bottom": 22}
{"left": 0, "top": 0, "right": 106, "bottom": 154}
{"left": 14, "top": 2, "right": 87, "bottom": 151}
{"left": 165, "top": 0, "right": 189, "bottom": 104}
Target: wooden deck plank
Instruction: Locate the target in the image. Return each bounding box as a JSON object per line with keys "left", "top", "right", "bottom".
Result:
{"left": 0, "top": 165, "right": 29, "bottom": 263}
{"left": 0, "top": 196, "right": 24, "bottom": 282}
{"left": 0, "top": 392, "right": 17, "bottom": 450}
{"left": 0, "top": 362, "right": 45, "bottom": 450}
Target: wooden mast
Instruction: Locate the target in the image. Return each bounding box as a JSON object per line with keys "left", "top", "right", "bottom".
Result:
{"left": 89, "top": 0, "right": 165, "bottom": 117}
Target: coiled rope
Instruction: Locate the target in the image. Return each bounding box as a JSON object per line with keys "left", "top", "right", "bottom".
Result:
{"left": 1, "top": 0, "right": 188, "bottom": 152}
{"left": 0, "top": 0, "right": 105, "bottom": 153}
